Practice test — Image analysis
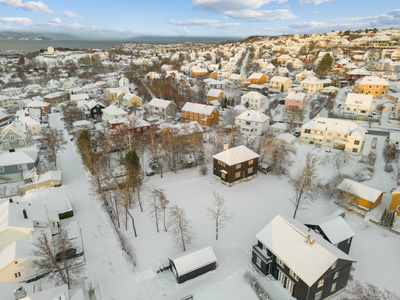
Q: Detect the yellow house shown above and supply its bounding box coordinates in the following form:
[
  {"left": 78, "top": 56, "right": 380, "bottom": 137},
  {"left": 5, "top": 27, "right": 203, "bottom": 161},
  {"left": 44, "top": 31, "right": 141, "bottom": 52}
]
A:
[
  {"left": 191, "top": 67, "right": 208, "bottom": 78},
  {"left": 277, "top": 54, "right": 292, "bottom": 64},
  {"left": 270, "top": 76, "right": 292, "bottom": 92},
  {"left": 123, "top": 93, "right": 143, "bottom": 108},
  {"left": 386, "top": 92, "right": 400, "bottom": 103},
  {"left": 338, "top": 178, "right": 384, "bottom": 211},
  {"left": 353, "top": 76, "right": 390, "bottom": 99},
  {"left": 300, "top": 76, "right": 324, "bottom": 94},
  {"left": 389, "top": 187, "right": 400, "bottom": 216},
  {"left": 207, "top": 89, "right": 225, "bottom": 102},
  {"left": 107, "top": 88, "right": 119, "bottom": 101}
]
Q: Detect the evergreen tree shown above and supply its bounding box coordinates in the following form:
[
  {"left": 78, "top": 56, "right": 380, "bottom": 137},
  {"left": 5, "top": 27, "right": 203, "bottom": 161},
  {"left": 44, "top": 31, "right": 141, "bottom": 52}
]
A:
[
  {"left": 18, "top": 55, "right": 25, "bottom": 65},
  {"left": 388, "top": 211, "right": 395, "bottom": 228},
  {"left": 380, "top": 208, "right": 388, "bottom": 226}
]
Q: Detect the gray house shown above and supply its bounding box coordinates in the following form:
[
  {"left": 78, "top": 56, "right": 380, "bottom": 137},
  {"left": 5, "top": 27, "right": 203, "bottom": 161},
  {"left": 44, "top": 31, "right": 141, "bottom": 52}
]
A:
[
  {"left": 0, "top": 122, "right": 32, "bottom": 150},
  {"left": 148, "top": 98, "right": 177, "bottom": 120},
  {"left": 0, "top": 150, "right": 39, "bottom": 183}
]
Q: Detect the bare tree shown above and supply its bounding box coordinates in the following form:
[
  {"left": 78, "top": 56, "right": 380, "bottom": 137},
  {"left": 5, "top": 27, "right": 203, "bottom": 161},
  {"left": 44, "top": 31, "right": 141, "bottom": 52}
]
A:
[
  {"left": 207, "top": 191, "right": 235, "bottom": 240},
  {"left": 31, "top": 227, "right": 84, "bottom": 289},
  {"left": 38, "top": 127, "right": 67, "bottom": 169},
  {"left": 149, "top": 186, "right": 162, "bottom": 232},
  {"left": 331, "top": 151, "right": 352, "bottom": 169},
  {"left": 343, "top": 280, "right": 400, "bottom": 300},
  {"left": 289, "top": 152, "right": 319, "bottom": 218},
  {"left": 153, "top": 187, "right": 169, "bottom": 232},
  {"left": 283, "top": 108, "right": 304, "bottom": 132},
  {"left": 168, "top": 205, "right": 195, "bottom": 251}
]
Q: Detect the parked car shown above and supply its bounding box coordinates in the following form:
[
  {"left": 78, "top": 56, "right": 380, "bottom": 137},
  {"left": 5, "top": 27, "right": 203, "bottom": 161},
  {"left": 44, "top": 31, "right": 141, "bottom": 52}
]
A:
[
  {"left": 145, "top": 169, "right": 155, "bottom": 176},
  {"left": 371, "top": 137, "right": 377, "bottom": 149},
  {"left": 258, "top": 162, "right": 271, "bottom": 173},
  {"left": 55, "top": 248, "right": 77, "bottom": 262}
]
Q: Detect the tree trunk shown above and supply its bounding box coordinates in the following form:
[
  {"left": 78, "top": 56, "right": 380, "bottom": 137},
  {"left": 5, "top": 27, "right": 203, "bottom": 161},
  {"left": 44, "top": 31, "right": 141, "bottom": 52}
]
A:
[
  {"left": 115, "top": 196, "right": 120, "bottom": 228},
  {"left": 137, "top": 183, "right": 143, "bottom": 212},
  {"left": 163, "top": 209, "right": 167, "bottom": 232},
  {"left": 127, "top": 210, "right": 137, "bottom": 237}
]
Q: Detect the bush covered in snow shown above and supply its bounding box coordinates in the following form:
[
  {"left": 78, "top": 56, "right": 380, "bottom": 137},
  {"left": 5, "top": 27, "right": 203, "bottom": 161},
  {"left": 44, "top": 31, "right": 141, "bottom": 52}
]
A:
[
  {"left": 199, "top": 165, "right": 208, "bottom": 176},
  {"left": 244, "top": 271, "right": 274, "bottom": 300},
  {"left": 352, "top": 166, "right": 373, "bottom": 182},
  {"left": 385, "top": 163, "right": 394, "bottom": 173}
]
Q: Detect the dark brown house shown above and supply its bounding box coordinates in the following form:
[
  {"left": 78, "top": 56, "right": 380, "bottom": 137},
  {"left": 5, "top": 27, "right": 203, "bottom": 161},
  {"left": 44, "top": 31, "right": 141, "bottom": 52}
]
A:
[
  {"left": 252, "top": 215, "right": 356, "bottom": 300},
  {"left": 213, "top": 145, "right": 259, "bottom": 187}
]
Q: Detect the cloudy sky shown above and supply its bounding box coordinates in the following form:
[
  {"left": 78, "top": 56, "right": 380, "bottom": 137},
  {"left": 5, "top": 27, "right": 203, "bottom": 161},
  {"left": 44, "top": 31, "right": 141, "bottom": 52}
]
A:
[{"left": 0, "top": 0, "right": 399, "bottom": 39}]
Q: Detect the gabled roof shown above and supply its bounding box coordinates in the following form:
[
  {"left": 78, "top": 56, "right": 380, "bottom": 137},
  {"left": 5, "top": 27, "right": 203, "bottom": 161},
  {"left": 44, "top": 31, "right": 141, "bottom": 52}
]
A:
[
  {"left": 242, "top": 91, "right": 266, "bottom": 100},
  {"left": 270, "top": 76, "right": 291, "bottom": 83},
  {"left": 302, "top": 117, "right": 366, "bottom": 139},
  {"left": 248, "top": 73, "right": 266, "bottom": 79},
  {"left": 256, "top": 215, "right": 355, "bottom": 286},
  {"left": 236, "top": 109, "right": 270, "bottom": 123},
  {"left": 103, "top": 105, "right": 128, "bottom": 116},
  {"left": 213, "top": 145, "right": 259, "bottom": 166},
  {"left": 207, "top": 89, "right": 224, "bottom": 98},
  {"left": 182, "top": 102, "right": 216, "bottom": 115},
  {"left": 287, "top": 92, "right": 306, "bottom": 101},
  {"left": 148, "top": 98, "right": 174, "bottom": 108},
  {"left": 305, "top": 215, "right": 355, "bottom": 245},
  {"left": 337, "top": 179, "right": 383, "bottom": 203},
  {"left": 169, "top": 246, "right": 217, "bottom": 276},
  {"left": 0, "top": 150, "right": 38, "bottom": 167},
  {"left": 87, "top": 99, "right": 106, "bottom": 110},
  {"left": 345, "top": 93, "right": 373, "bottom": 109},
  {"left": 356, "top": 75, "right": 390, "bottom": 86},
  {"left": 301, "top": 76, "right": 324, "bottom": 85}
]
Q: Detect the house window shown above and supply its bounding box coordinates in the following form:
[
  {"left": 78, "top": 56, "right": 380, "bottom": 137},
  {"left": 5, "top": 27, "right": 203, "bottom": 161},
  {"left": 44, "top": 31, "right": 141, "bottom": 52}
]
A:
[
  {"left": 0, "top": 167, "right": 4, "bottom": 172},
  {"left": 236, "top": 164, "right": 241, "bottom": 169},
  {"left": 397, "top": 205, "right": 400, "bottom": 211},
  {"left": 249, "top": 160, "right": 254, "bottom": 165},
  {"left": 18, "top": 141, "right": 24, "bottom": 145},
  {"left": 318, "top": 279, "right": 324, "bottom": 288},
  {"left": 354, "top": 140, "right": 360, "bottom": 145},
  {"left": 256, "top": 256, "right": 262, "bottom": 268},
  {"left": 248, "top": 167, "right": 253, "bottom": 174},
  {"left": 10, "top": 135, "right": 15, "bottom": 140},
  {"left": 334, "top": 271, "right": 339, "bottom": 279},
  {"left": 331, "top": 282, "right": 337, "bottom": 292},
  {"left": 326, "top": 139, "right": 331, "bottom": 143},
  {"left": 276, "top": 257, "right": 284, "bottom": 267},
  {"left": 18, "top": 165, "right": 23, "bottom": 170},
  {"left": 315, "top": 291, "right": 322, "bottom": 300},
  {"left": 331, "top": 261, "right": 337, "bottom": 269},
  {"left": 221, "top": 173, "right": 225, "bottom": 179},
  {"left": 289, "top": 269, "right": 299, "bottom": 281},
  {"left": 235, "top": 172, "right": 241, "bottom": 178},
  {"left": 337, "top": 134, "right": 341, "bottom": 137},
  {"left": 352, "top": 148, "right": 358, "bottom": 153},
  {"left": 304, "top": 129, "right": 311, "bottom": 134}
]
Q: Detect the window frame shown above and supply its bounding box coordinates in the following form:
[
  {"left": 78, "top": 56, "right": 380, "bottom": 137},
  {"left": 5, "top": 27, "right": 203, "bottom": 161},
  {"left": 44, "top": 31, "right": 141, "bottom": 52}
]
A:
[
  {"left": 317, "top": 279, "right": 324, "bottom": 288},
  {"left": 334, "top": 271, "right": 339, "bottom": 279}
]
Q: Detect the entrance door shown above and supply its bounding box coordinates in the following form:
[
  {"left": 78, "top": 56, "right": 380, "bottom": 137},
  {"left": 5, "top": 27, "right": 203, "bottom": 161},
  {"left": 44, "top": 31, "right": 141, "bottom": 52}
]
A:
[{"left": 278, "top": 270, "right": 286, "bottom": 286}]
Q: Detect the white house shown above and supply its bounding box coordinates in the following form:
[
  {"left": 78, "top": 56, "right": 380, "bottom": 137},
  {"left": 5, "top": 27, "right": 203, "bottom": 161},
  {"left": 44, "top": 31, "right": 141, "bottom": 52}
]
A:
[
  {"left": 241, "top": 91, "right": 267, "bottom": 109},
  {"left": 300, "top": 116, "right": 366, "bottom": 155},
  {"left": 341, "top": 93, "right": 374, "bottom": 116},
  {"left": 102, "top": 105, "right": 128, "bottom": 124},
  {"left": 148, "top": 98, "right": 177, "bottom": 120},
  {"left": 235, "top": 109, "right": 270, "bottom": 135}
]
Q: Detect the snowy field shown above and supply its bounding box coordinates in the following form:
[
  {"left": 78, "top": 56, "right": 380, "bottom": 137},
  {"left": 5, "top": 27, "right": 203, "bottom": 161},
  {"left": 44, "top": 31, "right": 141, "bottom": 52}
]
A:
[{"left": 1, "top": 113, "right": 400, "bottom": 300}]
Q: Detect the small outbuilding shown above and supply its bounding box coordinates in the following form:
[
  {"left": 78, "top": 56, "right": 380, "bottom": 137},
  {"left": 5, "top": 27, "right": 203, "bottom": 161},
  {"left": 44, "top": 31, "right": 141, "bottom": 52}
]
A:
[{"left": 169, "top": 246, "right": 217, "bottom": 284}]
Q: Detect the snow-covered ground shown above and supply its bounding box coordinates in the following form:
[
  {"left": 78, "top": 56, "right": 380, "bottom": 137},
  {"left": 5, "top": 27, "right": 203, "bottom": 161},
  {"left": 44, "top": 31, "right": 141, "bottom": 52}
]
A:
[{"left": 2, "top": 113, "right": 400, "bottom": 300}]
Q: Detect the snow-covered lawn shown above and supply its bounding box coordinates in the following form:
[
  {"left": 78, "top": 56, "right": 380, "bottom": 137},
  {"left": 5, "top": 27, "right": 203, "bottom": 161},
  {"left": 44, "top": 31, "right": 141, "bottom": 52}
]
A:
[{"left": 2, "top": 113, "right": 400, "bottom": 300}]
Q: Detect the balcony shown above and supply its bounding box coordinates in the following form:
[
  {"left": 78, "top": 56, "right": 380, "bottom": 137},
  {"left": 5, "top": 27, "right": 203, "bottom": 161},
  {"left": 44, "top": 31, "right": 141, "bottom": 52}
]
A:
[{"left": 253, "top": 245, "right": 272, "bottom": 264}]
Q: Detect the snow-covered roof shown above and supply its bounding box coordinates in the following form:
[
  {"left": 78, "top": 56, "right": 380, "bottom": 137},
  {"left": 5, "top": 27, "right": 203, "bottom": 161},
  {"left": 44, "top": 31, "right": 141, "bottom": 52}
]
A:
[
  {"left": 182, "top": 102, "right": 216, "bottom": 115},
  {"left": 236, "top": 109, "right": 270, "bottom": 123},
  {"left": 389, "top": 132, "right": 400, "bottom": 141},
  {"left": 287, "top": 92, "right": 306, "bottom": 101},
  {"left": 213, "top": 145, "right": 259, "bottom": 166},
  {"left": 148, "top": 98, "right": 174, "bottom": 108},
  {"left": 275, "top": 133, "right": 296, "bottom": 144},
  {"left": 24, "top": 100, "right": 50, "bottom": 108},
  {"left": 87, "top": 99, "right": 105, "bottom": 110},
  {"left": 345, "top": 93, "right": 373, "bottom": 109},
  {"left": 0, "top": 150, "right": 38, "bottom": 167},
  {"left": 337, "top": 179, "right": 383, "bottom": 203},
  {"left": 73, "top": 120, "right": 91, "bottom": 127},
  {"left": 169, "top": 246, "right": 217, "bottom": 276},
  {"left": 256, "top": 215, "right": 355, "bottom": 286},
  {"left": 305, "top": 215, "right": 355, "bottom": 245},
  {"left": 242, "top": 91, "right": 266, "bottom": 100},
  {"left": 248, "top": 73, "right": 265, "bottom": 80},
  {"left": 207, "top": 89, "right": 223, "bottom": 98},
  {"left": 37, "top": 170, "right": 62, "bottom": 184},
  {"left": 302, "top": 117, "right": 366, "bottom": 139},
  {"left": 356, "top": 76, "right": 390, "bottom": 86},
  {"left": 70, "top": 94, "right": 89, "bottom": 102},
  {"left": 0, "top": 201, "right": 48, "bottom": 233},
  {"left": 301, "top": 76, "right": 324, "bottom": 85},
  {"left": 346, "top": 68, "right": 370, "bottom": 76},
  {"left": 103, "top": 105, "right": 128, "bottom": 116},
  {"left": 270, "top": 76, "right": 291, "bottom": 83}
]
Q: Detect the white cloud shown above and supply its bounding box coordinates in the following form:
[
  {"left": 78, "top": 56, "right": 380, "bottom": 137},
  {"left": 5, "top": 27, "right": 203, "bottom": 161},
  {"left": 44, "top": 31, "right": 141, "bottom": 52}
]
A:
[
  {"left": 172, "top": 27, "right": 190, "bottom": 34},
  {"left": 0, "top": 16, "right": 34, "bottom": 26},
  {"left": 331, "top": 9, "right": 400, "bottom": 26},
  {"left": 0, "top": 0, "right": 53, "bottom": 14},
  {"left": 299, "top": 0, "right": 335, "bottom": 5},
  {"left": 168, "top": 18, "right": 241, "bottom": 28},
  {"left": 226, "top": 9, "right": 297, "bottom": 22},
  {"left": 50, "top": 17, "right": 61, "bottom": 24},
  {"left": 63, "top": 10, "right": 83, "bottom": 18},
  {"left": 192, "top": 0, "right": 286, "bottom": 13},
  {"left": 168, "top": 18, "right": 219, "bottom": 26},
  {"left": 192, "top": 0, "right": 295, "bottom": 22}
]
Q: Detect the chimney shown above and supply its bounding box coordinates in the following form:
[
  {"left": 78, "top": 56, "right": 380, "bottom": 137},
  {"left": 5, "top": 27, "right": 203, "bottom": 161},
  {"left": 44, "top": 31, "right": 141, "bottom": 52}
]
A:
[
  {"left": 206, "top": 103, "right": 209, "bottom": 106},
  {"left": 306, "top": 235, "right": 315, "bottom": 245},
  {"left": 22, "top": 209, "right": 28, "bottom": 219},
  {"left": 380, "top": 75, "right": 382, "bottom": 79},
  {"left": 9, "top": 198, "right": 13, "bottom": 203},
  {"left": 192, "top": 101, "right": 194, "bottom": 104},
  {"left": 295, "top": 90, "right": 297, "bottom": 94}
]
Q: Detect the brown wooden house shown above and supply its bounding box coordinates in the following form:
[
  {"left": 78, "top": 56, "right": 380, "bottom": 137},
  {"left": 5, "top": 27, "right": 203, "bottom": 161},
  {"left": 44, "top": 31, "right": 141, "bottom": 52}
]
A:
[{"left": 213, "top": 145, "right": 259, "bottom": 187}]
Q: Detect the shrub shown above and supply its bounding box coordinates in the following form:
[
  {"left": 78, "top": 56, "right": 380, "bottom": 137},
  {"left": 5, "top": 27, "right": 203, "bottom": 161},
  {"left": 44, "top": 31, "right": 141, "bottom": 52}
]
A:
[
  {"left": 244, "top": 272, "right": 274, "bottom": 300},
  {"left": 385, "top": 163, "right": 394, "bottom": 173},
  {"left": 199, "top": 165, "right": 208, "bottom": 176}
]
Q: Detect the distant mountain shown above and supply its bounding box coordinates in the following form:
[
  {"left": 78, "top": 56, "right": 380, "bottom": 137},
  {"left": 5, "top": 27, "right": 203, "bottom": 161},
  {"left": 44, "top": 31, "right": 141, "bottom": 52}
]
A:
[
  {"left": 0, "top": 31, "right": 77, "bottom": 41},
  {"left": 127, "top": 35, "right": 241, "bottom": 44}
]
